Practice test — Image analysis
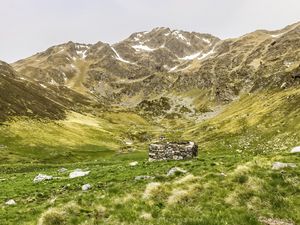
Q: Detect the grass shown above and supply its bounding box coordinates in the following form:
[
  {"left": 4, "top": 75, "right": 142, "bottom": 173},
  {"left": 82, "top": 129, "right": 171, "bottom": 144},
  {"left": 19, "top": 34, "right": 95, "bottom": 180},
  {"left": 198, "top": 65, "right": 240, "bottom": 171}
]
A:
[
  {"left": 0, "top": 150, "right": 299, "bottom": 225},
  {"left": 0, "top": 111, "right": 163, "bottom": 163},
  {"left": 0, "top": 87, "right": 299, "bottom": 224}
]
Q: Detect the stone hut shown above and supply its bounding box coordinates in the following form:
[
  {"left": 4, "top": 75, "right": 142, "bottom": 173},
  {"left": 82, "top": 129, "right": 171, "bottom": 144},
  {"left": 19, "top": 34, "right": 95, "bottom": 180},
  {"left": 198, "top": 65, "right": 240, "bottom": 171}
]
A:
[{"left": 149, "top": 141, "right": 198, "bottom": 161}]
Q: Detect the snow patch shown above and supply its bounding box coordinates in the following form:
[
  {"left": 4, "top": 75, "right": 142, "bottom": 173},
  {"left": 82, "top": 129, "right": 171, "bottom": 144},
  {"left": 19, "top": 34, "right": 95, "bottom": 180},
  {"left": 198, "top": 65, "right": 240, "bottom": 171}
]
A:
[
  {"left": 172, "top": 30, "right": 191, "bottom": 45},
  {"left": 270, "top": 31, "right": 288, "bottom": 38},
  {"left": 76, "top": 50, "right": 88, "bottom": 59},
  {"left": 49, "top": 79, "right": 57, "bottom": 85},
  {"left": 172, "top": 30, "right": 187, "bottom": 41},
  {"left": 111, "top": 46, "right": 134, "bottom": 64},
  {"left": 169, "top": 65, "right": 179, "bottom": 72},
  {"left": 132, "top": 44, "right": 155, "bottom": 52},
  {"left": 180, "top": 52, "right": 202, "bottom": 60},
  {"left": 57, "top": 48, "right": 64, "bottom": 54},
  {"left": 202, "top": 38, "right": 211, "bottom": 44},
  {"left": 76, "top": 44, "right": 89, "bottom": 49},
  {"left": 271, "top": 34, "right": 282, "bottom": 38},
  {"left": 198, "top": 47, "right": 216, "bottom": 60},
  {"left": 62, "top": 72, "right": 67, "bottom": 81}
]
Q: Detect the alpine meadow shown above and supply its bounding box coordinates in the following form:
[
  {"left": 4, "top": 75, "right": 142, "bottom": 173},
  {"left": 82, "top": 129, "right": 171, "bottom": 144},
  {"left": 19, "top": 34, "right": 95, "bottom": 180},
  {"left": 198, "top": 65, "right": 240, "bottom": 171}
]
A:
[{"left": 0, "top": 1, "right": 300, "bottom": 224}]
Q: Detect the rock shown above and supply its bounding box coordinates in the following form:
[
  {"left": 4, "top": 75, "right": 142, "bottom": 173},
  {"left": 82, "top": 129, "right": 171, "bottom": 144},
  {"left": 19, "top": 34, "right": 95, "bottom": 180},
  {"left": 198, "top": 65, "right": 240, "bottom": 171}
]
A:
[
  {"left": 129, "top": 161, "right": 138, "bottom": 166},
  {"left": 290, "top": 146, "right": 300, "bottom": 153},
  {"left": 272, "top": 162, "right": 297, "bottom": 170},
  {"left": 5, "top": 199, "right": 16, "bottom": 205},
  {"left": 135, "top": 175, "right": 155, "bottom": 181},
  {"left": 0, "top": 144, "right": 7, "bottom": 149},
  {"left": 33, "top": 174, "right": 53, "bottom": 183},
  {"left": 167, "top": 167, "right": 187, "bottom": 176},
  {"left": 259, "top": 216, "right": 294, "bottom": 225},
  {"left": 140, "top": 211, "right": 153, "bottom": 220},
  {"left": 149, "top": 141, "right": 198, "bottom": 161},
  {"left": 69, "top": 169, "right": 90, "bottom": 179},
  {"left": 82, "top": 184, "right": 92, "bottom": 191},
  {"left": 57, "top": 168, "right": 68, "bottom": 173}
]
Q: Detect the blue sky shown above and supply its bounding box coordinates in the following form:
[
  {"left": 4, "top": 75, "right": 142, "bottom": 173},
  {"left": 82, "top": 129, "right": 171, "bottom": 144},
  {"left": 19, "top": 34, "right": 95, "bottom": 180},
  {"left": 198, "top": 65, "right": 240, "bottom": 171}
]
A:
[{"left": 1, "top": 0, "right": 300, "bottom": 62}]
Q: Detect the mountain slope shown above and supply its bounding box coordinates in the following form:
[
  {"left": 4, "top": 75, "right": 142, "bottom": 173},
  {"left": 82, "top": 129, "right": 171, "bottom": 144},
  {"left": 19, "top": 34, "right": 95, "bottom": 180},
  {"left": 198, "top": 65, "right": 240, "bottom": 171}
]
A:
[
  {"left": 0, "top": 60, "right": 66, "bottom": 121},
  {"left": 11, "top": 28, "right": 220, "bottom": 106},
  {"left": 12, "top": 23, "right": 300, "bottom": 114},
  {"left": 0, "top": 60, "right": 92, "bottom": 121}
]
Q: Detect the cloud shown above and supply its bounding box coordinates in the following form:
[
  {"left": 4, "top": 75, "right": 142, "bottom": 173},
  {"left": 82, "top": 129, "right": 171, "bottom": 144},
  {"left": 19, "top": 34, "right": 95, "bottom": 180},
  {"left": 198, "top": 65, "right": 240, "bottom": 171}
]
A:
[{"left": 0, "top": 0, "right": 299, "bottom": 62}]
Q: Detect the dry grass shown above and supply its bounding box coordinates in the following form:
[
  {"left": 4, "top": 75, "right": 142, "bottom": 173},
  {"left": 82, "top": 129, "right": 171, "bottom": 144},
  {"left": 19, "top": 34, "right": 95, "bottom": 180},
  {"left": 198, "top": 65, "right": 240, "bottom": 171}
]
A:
[
  {"left": 167, "top": 188, "right": 190, "bottom": 205},
  {"left": 38, "top": 208, "right": 66, "bottom": 225},
  {"left": 142, "top": 182, "right": 162, "bottom": 199}
]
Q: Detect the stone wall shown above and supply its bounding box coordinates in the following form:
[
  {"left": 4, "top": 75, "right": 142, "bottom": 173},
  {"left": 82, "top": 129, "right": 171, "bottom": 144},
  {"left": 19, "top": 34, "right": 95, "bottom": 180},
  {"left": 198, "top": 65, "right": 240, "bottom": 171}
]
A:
[{"left": 149, "top": 141, "right": 198, "bottom": 161}]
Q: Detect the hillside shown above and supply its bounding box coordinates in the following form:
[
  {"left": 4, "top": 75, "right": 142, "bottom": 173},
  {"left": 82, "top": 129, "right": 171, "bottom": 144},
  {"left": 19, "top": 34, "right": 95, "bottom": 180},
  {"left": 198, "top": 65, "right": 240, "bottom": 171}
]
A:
[{"left": 0, "top": 22, "right": 300, "bottom": 225}]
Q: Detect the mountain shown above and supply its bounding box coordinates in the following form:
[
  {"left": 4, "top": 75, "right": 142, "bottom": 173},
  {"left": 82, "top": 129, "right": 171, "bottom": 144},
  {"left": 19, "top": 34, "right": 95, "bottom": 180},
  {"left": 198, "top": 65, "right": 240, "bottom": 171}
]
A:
[
  {"left": 1, "top": 22, "right": 300, "bottom": 225},
  {"left": 12, "top": 24, "right": 300, "bottom": 113},
  {"left": 0, "top": 60, "right": 92, "bottom": 121},
  {"left": 0, "top": 22, "right": 299, "bottom": 158},
  {"left": 11, "top": 28, "right": 219, "bottom": 107}
]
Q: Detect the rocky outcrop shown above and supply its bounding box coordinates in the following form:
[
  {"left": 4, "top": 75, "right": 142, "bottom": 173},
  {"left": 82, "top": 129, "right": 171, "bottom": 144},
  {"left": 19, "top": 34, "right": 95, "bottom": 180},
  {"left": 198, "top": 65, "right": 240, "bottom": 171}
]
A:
[{"left": 149, "top": 141, "right": 198, "bottom": 161}]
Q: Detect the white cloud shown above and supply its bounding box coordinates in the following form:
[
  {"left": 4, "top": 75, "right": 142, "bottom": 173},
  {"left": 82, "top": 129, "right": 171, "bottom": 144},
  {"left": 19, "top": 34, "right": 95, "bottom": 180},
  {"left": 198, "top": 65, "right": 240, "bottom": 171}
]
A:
[{"left": 0, "top": 0, "right": 300, "bottom": 62}]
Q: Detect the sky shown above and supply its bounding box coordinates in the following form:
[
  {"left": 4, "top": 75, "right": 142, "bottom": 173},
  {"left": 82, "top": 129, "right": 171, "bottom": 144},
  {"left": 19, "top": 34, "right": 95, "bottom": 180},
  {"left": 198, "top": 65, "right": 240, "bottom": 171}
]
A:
[{"left": 1, "top": 0, "right": 300, "bottom": 62}]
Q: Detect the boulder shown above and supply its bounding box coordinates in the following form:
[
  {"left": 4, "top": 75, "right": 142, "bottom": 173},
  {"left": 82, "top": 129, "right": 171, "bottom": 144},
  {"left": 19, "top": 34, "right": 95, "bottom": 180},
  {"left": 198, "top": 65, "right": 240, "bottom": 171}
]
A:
[
  {"left": 82, "top": 184, "right": 92, "bottom": 191},
  {"left": 135, "top": 175, "right": 155, "bottom": 181},
  {"left": 5, "top": 199, "right": 16, "bottom": 205},
  {"left": 69, "top": 169, "right": 90, "bottom": 179},
  {"left": 33, "top": 174, "right": 53, "bottom": 183},
  {"left": 291, "top": 146, "right": 300, "bottom": 153},
  {"left": 272, "top": 162, "right": 297, "bottom": 170},
  {"left": 129, "top": 161, "right": 138, "bottom": 166},
  {"left": 57, "top": 168, "right": 68, "bottom": 173},
  {"left": 167, "top": 167, "right": 187, "bottom": 176}
]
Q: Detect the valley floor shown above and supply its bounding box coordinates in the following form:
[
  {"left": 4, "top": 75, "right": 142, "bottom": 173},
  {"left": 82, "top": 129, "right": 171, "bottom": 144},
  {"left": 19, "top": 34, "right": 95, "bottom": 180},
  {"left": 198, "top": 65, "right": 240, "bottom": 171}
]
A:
[
  {"left": 0, "top": 150, "right": 299, "bottom": 225},
  {"left": 0, "top": 88, "right": 299, "bottom": 224}
]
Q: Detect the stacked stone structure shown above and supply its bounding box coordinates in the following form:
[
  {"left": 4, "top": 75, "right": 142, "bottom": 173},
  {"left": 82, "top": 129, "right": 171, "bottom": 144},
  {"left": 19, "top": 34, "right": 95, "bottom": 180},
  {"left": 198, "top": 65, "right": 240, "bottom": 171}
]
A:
[{"left": 149, "top": 141, "right": 198, "bottom": 161}]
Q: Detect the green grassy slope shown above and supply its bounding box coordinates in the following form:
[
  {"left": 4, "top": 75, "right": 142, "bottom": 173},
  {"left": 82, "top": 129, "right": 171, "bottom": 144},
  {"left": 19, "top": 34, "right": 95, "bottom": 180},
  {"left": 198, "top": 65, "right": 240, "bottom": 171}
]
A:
[
  {"left": 0, "top": 111, "right": 163, "bottom": 163},
  {"left": 0, "top": 87, "right": 299, "bottom": 224},
  {"left": 183, "top": 87, "right": 300, "bottom": 154},
  {"left": 0, "top": 150, "right": 298, "bottom": 225}
]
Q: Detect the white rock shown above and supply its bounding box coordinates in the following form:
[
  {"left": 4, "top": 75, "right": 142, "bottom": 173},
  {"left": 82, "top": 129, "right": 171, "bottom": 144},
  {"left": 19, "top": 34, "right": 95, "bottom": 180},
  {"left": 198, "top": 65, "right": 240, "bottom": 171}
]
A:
[
  {"left": 5, "top": 199, "right": 16, "bottom": 205},
  {"left": 135, "top": 175, "right": 154, "bottom": 181},
  {"left": 272, "top": 162, "right": 297, "bottom": 170},
  {"left": 58, "top": 168, "right": 68, "bottom": 173},
  {"left": 82, "top": 184, "right": 92, "bottom": 191},
  {"left": 167, "top": 167, "right": 187, "bottom": 176},
  {"left": 69, "top": 169, "right": 90, "bottom": 179},
  {"left": 291, "top": 146, "right": 300, "bottom": 153},
  {"left": 129, "top": 161, "right": 138, "bottom": 167},
  {"left": 33, "top": 174, "right": 53, "bottom": 183}
]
